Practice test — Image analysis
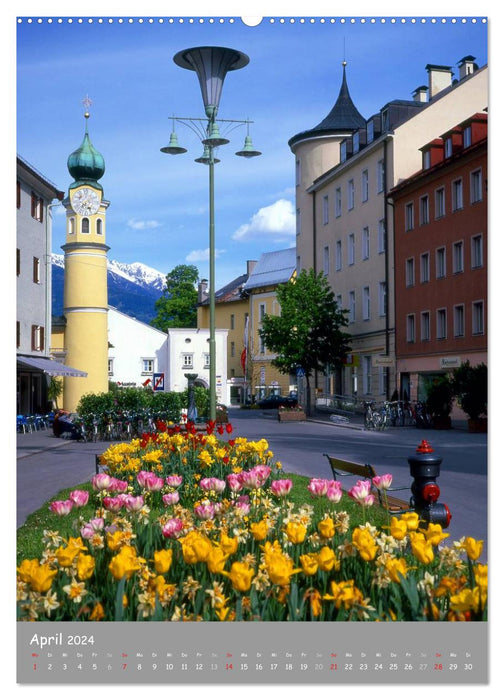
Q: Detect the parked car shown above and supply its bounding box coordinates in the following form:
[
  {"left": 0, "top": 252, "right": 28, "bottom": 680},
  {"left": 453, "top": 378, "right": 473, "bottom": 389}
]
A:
[{"left": 257, "top": 394, "right": 298, "bottom": 409}]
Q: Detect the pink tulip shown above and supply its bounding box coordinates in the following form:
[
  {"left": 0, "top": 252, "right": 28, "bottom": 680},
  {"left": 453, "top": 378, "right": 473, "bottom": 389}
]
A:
[
  {"left": 326, "top": 483, "right": 343, "bottom": 503},
  {"left": 80, "top": 517, "right": 104, "bottom": 539},
  {"left": 162, "top": 492, "right": 180, "bottom": 506},
  {"left": 199, "top": 477, "right": 226, "bottom": 494},
  {"left": 372, "top": 474, "right": 393, "bottom": 490},
  {"left": 138, "top": 472, "right": 164, "bottom": 492},
  {"left": 69, "top": 490, "right": 89, "bottom": 507},
  {"left": 251, "top": 465, "right": 272, "bottom": 486},
  {"left": 137, "top": 470, "right": 154, "bottom": 488},
  {"left": 194, "top": 503, "right": 215, "bottom": 520},
  {"left": 49, "top": 499, "right": 74, "bottom": 516},
  {"left": 109, "top": 478, "right": 129, "bottom": 493},
  {"left": 166, "top": 474, "right": 183, "bottom": 488},
  {"left": 348, "top": 480, "right": 374, "bottom": 507},
  {"left": 234, "top": 500, "right": 251, "bottom": 516},
  {"left": 307, "top": 478, "right": 328, "bottom": 497},
  {"left": 161, "top": 518, "right": 184, "bottom": 539},
  {"left": 103, "top": 496, "right": 125, "bottom": 513},
  {"left": 124, "top": 495, "right": 145, "bottom": 512},
  {"left": 270, "top": 479, "right": 293, "bottom": 497},
  {"left": 92, "top": 473, "right": 113, "bottom": 491},
  {"left": 226, "top": 473, "right": 243, "bottom": 493}
]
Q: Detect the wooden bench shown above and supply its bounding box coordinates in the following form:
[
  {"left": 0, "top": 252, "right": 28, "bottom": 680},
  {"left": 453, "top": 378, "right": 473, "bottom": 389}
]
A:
[{"left": 323, "top": 454, "right": 412, "bottom": 514}]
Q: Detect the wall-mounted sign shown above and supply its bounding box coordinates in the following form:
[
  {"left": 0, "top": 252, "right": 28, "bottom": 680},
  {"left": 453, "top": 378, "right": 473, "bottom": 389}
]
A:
[{"left": 440, "top": 357, "right": 461, "bottom": 369}]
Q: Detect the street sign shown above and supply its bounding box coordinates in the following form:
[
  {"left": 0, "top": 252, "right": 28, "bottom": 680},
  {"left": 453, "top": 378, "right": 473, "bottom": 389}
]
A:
[
  {"left": 153, "top": 373, "right": 165, "bottom": 392},
  {"left": 296, "top": 367, "right": 305, "bottom": 377}
]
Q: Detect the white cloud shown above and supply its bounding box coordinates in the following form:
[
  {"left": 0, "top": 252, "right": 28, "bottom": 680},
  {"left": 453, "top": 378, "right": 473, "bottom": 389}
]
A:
[
  {"left": 186, "top": 248, "right": 226, "bottom": 263},
  {"left": 232, "top": 199, "right": 296, "bottom": 241},
  {"left": 127, "top": 218, "right": 161, "bottom": 230}
]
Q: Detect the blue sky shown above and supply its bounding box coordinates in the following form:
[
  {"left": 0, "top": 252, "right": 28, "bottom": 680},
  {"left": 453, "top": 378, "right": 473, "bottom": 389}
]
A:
[{"left": 16, "top": 11, "right": 488, "bottom": 290}]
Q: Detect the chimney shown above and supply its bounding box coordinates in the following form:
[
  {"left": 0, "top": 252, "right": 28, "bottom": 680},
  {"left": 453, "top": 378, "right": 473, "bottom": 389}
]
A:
[
  {"left": 425, "top": 64, "right": 453, "bottom": 98},
  {"left": 198, "top": 278, "right": 209, "bottom": 303},
  {"left": 458, "top": 55, "right": 477, "bottom": 80},
  {"left": 412, "top": 85, "right": 428, "bottom": 103},
  {"left": 246, "top": 260, "right": 257, "bottom": 276}
]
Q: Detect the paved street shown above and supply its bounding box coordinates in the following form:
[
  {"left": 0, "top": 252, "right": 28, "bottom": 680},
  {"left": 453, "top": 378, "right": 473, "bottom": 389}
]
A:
[{"left": 17, "top": 408, "right": 488, "bottom": 557}]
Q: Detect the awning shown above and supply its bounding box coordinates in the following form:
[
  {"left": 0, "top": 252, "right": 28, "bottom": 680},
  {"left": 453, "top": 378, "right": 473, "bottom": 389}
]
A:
[{"left": 17, "top": 356, "right": 88, "bottom": 377}]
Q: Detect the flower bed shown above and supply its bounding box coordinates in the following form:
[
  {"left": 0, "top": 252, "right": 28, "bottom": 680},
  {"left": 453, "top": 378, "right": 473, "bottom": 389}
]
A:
[{"left": 17, "top": 421, "right": 487, "bottom": 622}]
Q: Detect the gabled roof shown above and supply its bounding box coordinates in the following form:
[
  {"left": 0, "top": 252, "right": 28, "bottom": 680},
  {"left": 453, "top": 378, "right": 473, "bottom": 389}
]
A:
[
  {"left": 199, "top": 273, "right": 249, "bottom": 306},
  {"left": 289, "top": 64, "right": 366, "bottom": 149},
  {"left": 242, "top": 248, "right": 296, "bottom": 292}
]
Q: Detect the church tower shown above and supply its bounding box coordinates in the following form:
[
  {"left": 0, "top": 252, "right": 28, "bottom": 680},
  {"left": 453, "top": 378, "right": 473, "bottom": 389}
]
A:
[{"left": 62, "top": 102, "right": 109, "bottom": 411}]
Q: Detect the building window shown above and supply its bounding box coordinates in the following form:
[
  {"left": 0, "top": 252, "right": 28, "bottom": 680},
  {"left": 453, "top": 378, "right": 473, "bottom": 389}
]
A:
[
  {"left": 181, "top": 354, "right": 193, "bottom": 369},
  {"left": 203, "top": 353, "right": 210, "bottom": 368},
  {"left": 472, "top": 301, "right": 484, "bottom": 335},
  {"left": 452, "top": 178, "right": 463, "bottom": 211},
  {"left": 31, "top": 325, "right": 45, "bottom": 352},
  {"left": 17, "top": 321, "right": 20, "bottom": 348},
  {"left": 142, "top": 358, "right": 154, "bottom": 373},
  {"left": 445, "top": 137, "right": 453, "bottom": 158},
  {"left": 423, "top": 150, "right": 431, "bottom": 170},
  {"left": 405, "top": 202, "right": 414, "bottom": 231},
  {"left": 435, "top": 187, "right": 445, "bottom": 218},
  {"left": 362, "top": 356, "right": 372, "bottom": 394},
  {"left": 348, "top": 291, "right": 356, "bottom": 322},
  {"left": 419, "top": 195, "right": 429, "bottom": 225},
  {"left": 230, "top": 313, "right": 235, "bottom": 330},
  {"left": 362, "top": 286, "right": 370, "bottom": 320},
  {"left": 348, "top": 233, "right": 355, "bottom": 265},
  {"left": 377, "top": 159, "right": 385, "bottom": 193},
  {"left": 31, "top": 192, "right": 43, "bottom": 222},
  {"left": 17, "top": 248, "right": 20, "bottom": 276},
  {"left": 463, "top": 126, "right": 472, "bottom": 148},
  {"left": 295, "top": 159, "right": 300, "bottom": 187},
  {"left": 453, "top": 241, "right": 464, "bottom": 274},
  {"left": 323, "top": 246, "right": 329, "bottom": 276},
  {"left": 454, "top": 304, "right": 465, "bottom": 337},
  {"left": 470, "top": 169, "right": 483, "bottom": 203},
  {"left": 335, "top": 240, "right": 342, "bottom": 271},
  {"left": 230, "top": 341, "right": 235, "bottom": 358},
  {"left": 367, "top": 120, "right": 374, "bottom": 144},
  {"left": 436, "top": 247, "right": 446, "bottom": 278},
  {"left": 340, "top": 141, "right": 347, "bottom": 163},
  {"left": 108, "top": 358, "right": 114, "bottom": 376},
  {"left": 421, "top": 311, "right": 430, "bottom": 341},
  {"left": 17, "top": 181, "right": 21, "bottom": 209},
  {"left": 259, "top": 303, "right": 266, "bottom": 353},
  {"left": 33, "top": 257, "right": 40, "bottom": 284},
  {"left": 436, "top": 309, "right": 447, "bottom": 340},
  {"left": 378, "top": 219, "right": 385, "bottom": 253},
  {"left": 322, "top": 195, "right": 329, "bottom": 225},
  {"left": 296, "top": 208, "right": 301, "bottom": 236},
  {"left": 335, "top": 187, "right": 342, "bottom": 218},
  {"left": 406, "top": 314, "right": 415, "bottom": 343},
  {"left": 361, "top": 169, "right": 369, "bottom": 202},
  {"left": 362, "top": 227, "right": 370, "bottom": 260},
  {"left": 68, "top": 217, "right": 75, "bottom": 234},
  {"left": 420, "top": 252, "right": 430, "bottom": 283},
  {"left": 378, "top": 281, "right": 386, "bottom": 317},
  {"left": 347, "top": 179, "right": 355, "bottom": 210},
  {"left": 96, "top": 218, "right": 103, "bottom": 235},
  {"left": 353, "top": 131, "right": 360, "bottom": 154},
  {"left": 336, "top": 294, "right": 343, "bottom": 309},
  {"left": 406, "top": 258, "right": 415, "bottom": 287},
  {"left": 471, "top": 234, "right": 484, "bottom": 268},
  {"left": 81, "top": 217, "right": 90, "bottom": 234}
]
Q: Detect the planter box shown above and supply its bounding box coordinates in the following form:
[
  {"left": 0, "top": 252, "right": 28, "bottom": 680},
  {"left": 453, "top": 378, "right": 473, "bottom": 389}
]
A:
[{"left": 278, "top": 411, "right": 306, "bottom": 422}]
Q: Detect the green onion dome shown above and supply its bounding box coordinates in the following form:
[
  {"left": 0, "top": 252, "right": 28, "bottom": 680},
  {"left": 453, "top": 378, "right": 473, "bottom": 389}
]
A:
[{"left": 67, "top": 112, "right": 105, "bottom": 188}]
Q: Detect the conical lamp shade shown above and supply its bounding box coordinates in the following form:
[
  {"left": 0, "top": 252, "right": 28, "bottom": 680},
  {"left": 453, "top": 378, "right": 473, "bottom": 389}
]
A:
[
  {"left": 202, "top": 122, "right": 230, "bottom": 147},
  {"left": 160, "top": 132, "right": 187, "bottom": 155},
  {"left": 174, "top": 46, "right": 249, "bottom": 118},
  {"left": 195, "top": 145, "right": 220, "bottom": 164},
  {"left": 236, "top": 135, "right": 261, "bottom": 158}
]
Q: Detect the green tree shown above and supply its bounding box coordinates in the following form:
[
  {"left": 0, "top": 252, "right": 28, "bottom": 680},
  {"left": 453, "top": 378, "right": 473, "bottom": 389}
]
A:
[
  {"left": 151, "top": 264, "right": 199, "bottom": 330},
  {"left": 259, "top": 269, "right": 351, "bottom": 415}
]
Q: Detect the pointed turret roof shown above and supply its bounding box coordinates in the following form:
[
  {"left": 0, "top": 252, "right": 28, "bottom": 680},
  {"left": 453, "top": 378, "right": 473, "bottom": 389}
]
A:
[
  {"left": 288, "top": 63, "right": 366, "bottom": 149},
  {"left": 67, "top": 112, "right": 105, "bottom": 191}
]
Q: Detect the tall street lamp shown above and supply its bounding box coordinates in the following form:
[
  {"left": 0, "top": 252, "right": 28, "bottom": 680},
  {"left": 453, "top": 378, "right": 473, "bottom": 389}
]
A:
[{"left": 162, "top": 46, "right": 261, "bottom": 422}]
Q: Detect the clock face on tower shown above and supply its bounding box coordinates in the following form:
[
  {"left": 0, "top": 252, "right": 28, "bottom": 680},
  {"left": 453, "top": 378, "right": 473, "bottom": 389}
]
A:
[{"left": 71, "top": 187, "right": 101, "bottom": 215}]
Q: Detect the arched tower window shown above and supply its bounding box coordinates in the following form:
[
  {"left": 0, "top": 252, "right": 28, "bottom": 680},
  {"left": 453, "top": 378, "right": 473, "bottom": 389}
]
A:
[
  {"left": 81, "top": 217, "right": 90, "bottom": 234},
  {"left": 68, "top": 217, "right": 75, "bottom": 234},
  {"left": 96, "top": 218, "right": 103, "bottom": 235}
]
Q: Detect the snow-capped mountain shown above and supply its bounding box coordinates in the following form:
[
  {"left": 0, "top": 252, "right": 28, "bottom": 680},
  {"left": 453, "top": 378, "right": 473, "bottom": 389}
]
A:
[{"left": 51, "top": 255, "right": 167, "bottom": 325}]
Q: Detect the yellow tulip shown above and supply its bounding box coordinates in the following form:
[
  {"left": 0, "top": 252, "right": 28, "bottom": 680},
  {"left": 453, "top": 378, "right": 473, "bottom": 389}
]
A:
[
  {"left": 28, "top": 562, "right": 58, "bottom": 593},
  {"left": 17, "top": 559, "right": 39, "bottom": 584},
  {"left": 410, "top": 533, "right": 434, "bottom": 565},
  {"left": 219, "top": 532, "right": 239, "bottom": 556},
  {"left": 401, "top": 512, "right": 420, "bottom": 531},
  {"left": 420, "top": 523, "right": 450, "bottom": 546},
  {"left": 352, "top": 528, "right": 378, "bottom": 561},
  {"left": 206, "top": 546, "right": 228, "bottom": 574},
  {"left": 385, "top": 557, "right": 409, "bottom": 584},
  {"left": 317, "top": 546, "right": 338, "bottom": 572},
  {"left": 299, "top": 553, "right": 319, "bottom": 576},
  {"left": 285, "top": 521, "right": 307, "bottom": 544},
  {"left": 265, "top": 552, "right": 301, "bottom": 586},
  {"left": 463, "top": 537, "right": 484, "bottom": 561},
  {"left": 249, "top": 520, "right": 269, "bottom": 541},
  {"left": 180, "top": 531, "right": 212, "bottom": 564},
  {"left": 317, "top": 517, "right": 336, "bottom": 539},
  {"left": 223, "top": 562, "right": 255, "bottom": 592},
  {"left": 55, "top": 537, "right": 87, "bottom": 568},
  {"left": 153, "top": 549, "right": 173, "bottom": 574},
  {"left": 76, "top": 553, "right": 95, "bottom": 581},
  {"left": 108, "top": 545, "right": 143, "bottom": 581},
  {"left": 389, "top": 516, "right": 408, "bottom": 540}
]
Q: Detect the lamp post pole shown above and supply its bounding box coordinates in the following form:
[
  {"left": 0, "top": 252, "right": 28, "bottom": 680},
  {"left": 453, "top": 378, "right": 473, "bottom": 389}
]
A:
[{"left": 162, "top": 46, "right": 260, "bottom": 423}]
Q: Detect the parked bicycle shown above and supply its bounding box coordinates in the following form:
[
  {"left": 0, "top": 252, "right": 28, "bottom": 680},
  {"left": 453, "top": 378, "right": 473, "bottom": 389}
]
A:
[{"left": 414, "top": 401, "right": 432, "bottom": 429}]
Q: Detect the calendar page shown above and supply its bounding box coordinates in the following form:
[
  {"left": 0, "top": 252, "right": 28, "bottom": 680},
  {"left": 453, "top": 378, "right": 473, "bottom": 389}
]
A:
[{"left": 15, "top": 6, "right": 490, "bottom": 689}]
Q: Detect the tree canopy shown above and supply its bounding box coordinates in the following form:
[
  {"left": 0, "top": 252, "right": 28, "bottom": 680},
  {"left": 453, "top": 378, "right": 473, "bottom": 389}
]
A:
[
  {"left": 151, "top": 264, "right": 199, "bottom": 330},
  {"left": 258, "top": 269, "right": 351, "bottom": 410}
]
